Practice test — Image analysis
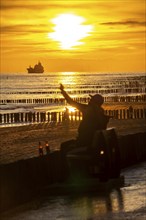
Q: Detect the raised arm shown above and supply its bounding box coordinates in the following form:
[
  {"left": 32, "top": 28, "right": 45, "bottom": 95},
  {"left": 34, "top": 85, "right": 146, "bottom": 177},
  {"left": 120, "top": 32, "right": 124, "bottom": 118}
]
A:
[
  {"left": 59, "top": 84, "right": 73, "bottom": 104},
  {"left": 59, "top": 84, "right": 86, "bottom": 111}
]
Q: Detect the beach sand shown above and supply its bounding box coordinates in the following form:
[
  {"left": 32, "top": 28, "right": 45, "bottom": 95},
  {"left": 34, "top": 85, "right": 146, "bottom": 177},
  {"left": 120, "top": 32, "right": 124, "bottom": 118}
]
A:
[{"left": 0, "top": 118, "right": 146, "bottom": 165}]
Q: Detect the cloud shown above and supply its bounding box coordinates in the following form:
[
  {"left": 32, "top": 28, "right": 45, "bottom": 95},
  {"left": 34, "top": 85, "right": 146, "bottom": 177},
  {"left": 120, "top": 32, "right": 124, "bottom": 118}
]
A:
[
  {"left": 1, "top": 0, "right": 59, "bottom": 10},
  {"left": 1, "top": 0, "right": 126, "bottom": 12},
  {"left": 100, "top": 20, "right": 146, "bottom": 27},
  {"left": 1, "top": 24, "right": 52, "bottom": 34},
  {"left": 0, "top": 0, "right": 91, "bottom": 11}
]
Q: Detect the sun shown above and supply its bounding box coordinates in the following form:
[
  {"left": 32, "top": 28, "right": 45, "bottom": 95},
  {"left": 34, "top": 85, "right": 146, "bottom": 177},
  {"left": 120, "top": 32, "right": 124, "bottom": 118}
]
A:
[{"left": 48, "top": 13, "right": 93, "bottom": 50}]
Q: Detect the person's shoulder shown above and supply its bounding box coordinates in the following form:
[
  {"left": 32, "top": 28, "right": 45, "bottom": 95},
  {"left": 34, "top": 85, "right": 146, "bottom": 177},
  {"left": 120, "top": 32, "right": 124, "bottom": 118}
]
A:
[
  {"left": 79, "top": 103, "right": 88, "bottom": 109},
  {"left": 95, "top": 105, "right": 103, "bottom": 111}
]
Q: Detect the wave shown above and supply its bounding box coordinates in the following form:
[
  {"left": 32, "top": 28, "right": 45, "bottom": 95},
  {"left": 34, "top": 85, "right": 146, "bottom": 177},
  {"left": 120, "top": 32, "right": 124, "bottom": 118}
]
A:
[{"left": 0, "top": 103, "right": 65, "bottom": 114}]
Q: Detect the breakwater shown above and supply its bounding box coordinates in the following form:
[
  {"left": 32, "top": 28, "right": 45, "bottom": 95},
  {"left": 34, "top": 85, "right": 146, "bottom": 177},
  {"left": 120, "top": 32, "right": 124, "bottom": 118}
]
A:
[
  {"left": 1, "top": 94, "right": 146, "bottom": 105},
  {"left": 0, "top": 131, "right": 146, "bottom": 212},
  {"left": 0, "top": 107, "right": 146, "bottom": 125}
]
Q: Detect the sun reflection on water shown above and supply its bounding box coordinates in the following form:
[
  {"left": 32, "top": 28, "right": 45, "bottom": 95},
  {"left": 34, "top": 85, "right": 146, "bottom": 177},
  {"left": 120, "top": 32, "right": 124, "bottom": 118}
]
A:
[{"left": 58, "top": 72, "right": 78, "bottom": 86}]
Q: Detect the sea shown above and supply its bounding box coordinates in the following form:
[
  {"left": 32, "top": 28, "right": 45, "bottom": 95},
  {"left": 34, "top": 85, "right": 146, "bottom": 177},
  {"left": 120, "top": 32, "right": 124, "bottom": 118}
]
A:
[
  {"left": 0, "top": 72, "right": 146, "bottom": 219},
  {"left": 0, "top": 72, "right": 145, "bottom": 116}
]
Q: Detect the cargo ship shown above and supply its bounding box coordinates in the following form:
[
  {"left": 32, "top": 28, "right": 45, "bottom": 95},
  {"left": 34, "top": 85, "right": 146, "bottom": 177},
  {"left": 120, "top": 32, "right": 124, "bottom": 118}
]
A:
[{"left": 27, "top": 62, "right": 44, "bottom": 73}]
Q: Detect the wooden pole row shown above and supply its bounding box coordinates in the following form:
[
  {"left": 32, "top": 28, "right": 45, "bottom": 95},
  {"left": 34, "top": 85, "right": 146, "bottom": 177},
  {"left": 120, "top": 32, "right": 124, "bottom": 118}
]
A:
[
  {"left": 0, "top": 94, "right": 146, "bottom": 105},
  {"left": 0, "top": 108, "right": 146, "bottom": 124},
  {"left": 2, "top": 86, "right": 146, "bottom": 95}
]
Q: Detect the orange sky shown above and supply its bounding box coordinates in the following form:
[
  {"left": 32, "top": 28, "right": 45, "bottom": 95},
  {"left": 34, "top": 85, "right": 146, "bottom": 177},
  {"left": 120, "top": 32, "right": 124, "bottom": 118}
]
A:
[{"left": 1, "top": 0, "right": 146, "bottom": 73}]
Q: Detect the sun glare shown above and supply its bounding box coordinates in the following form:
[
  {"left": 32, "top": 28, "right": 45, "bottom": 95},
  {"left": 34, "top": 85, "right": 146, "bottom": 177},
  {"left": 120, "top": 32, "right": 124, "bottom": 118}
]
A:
[
  {"left": 48, "top": 14, "right": 93, "bottom": 49},
  {"left": 67, "top": 107, "right": 76, "bottom": 112}
]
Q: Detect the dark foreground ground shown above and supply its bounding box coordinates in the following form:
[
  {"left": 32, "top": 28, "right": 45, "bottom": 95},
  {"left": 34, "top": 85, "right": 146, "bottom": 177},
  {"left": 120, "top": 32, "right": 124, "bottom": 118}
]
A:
[{"left": 0, "top": 118, "right": 146, "bottom": 164}]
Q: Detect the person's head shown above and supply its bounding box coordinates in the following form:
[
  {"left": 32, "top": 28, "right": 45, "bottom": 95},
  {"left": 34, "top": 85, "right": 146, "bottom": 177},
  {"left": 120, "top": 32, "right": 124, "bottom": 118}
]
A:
[{"left": 89, "top": 94, "right": 104, "bottom": 106}]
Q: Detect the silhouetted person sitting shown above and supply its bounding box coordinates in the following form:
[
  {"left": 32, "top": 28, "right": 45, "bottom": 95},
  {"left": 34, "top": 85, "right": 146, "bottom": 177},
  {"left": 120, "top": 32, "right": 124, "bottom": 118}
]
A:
[{"left": 60, "top": 83, "right": 110, "bottom": 148}]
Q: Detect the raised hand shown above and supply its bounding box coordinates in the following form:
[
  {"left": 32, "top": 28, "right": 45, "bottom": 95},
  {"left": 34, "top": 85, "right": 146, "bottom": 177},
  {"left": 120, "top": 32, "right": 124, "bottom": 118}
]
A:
[{"left": 59, "top": 83, "right": 64, "bottom": 91}]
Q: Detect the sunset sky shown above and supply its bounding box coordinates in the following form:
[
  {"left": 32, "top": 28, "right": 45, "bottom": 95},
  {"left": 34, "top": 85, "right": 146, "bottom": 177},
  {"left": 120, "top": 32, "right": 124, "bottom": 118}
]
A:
[{"left": 1, "top": 0, "right": 146, "bottom": 73}]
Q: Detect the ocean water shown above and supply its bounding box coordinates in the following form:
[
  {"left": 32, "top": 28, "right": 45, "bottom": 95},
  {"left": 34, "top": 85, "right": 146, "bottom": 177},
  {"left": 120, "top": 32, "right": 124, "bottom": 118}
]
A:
[
  {"left": 0, "top": 73, "right": 146, "bottom": 219},
  {"left": 1, "top": 162, "right": 146, "bottom": 220},
  {"left": 0, "top": 72, "right": 145, "bottom": 114}
]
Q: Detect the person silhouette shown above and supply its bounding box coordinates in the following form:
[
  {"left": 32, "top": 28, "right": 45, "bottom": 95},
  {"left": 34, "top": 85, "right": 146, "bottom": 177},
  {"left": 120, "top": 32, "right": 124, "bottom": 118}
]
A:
[
  {"left": 63, "top": 107, "right": 70, "bottom": 121},
  {"left": 60, "top": 83, "right": 110, "bottom": 147}
]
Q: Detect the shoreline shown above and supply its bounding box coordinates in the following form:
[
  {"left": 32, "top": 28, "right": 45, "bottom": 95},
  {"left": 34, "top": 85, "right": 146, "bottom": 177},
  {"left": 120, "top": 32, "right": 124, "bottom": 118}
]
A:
[
  {"left": 0, "top": 101, "right": 146, "bottom": 112},
  {"left": 0, "top": 118, "right": 146, "bottom": 165},
  {"left": 0, "top": 102, "right": 146, "bottom": 128}
]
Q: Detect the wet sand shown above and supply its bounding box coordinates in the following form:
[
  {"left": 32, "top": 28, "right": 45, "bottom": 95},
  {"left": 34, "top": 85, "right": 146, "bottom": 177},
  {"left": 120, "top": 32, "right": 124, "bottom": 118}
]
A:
[{"left": 0, "top": 118, "right": 146, "bottom": 165}]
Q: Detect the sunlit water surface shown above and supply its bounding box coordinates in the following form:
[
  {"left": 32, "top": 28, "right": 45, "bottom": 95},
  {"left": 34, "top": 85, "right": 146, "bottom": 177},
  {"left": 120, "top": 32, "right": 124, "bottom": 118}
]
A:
[
  {"left": 1, "top": 163, "right": 146, "bottom": 220},
  {"left": 1, "top": 72, "right": 145, "bottom": 115}
]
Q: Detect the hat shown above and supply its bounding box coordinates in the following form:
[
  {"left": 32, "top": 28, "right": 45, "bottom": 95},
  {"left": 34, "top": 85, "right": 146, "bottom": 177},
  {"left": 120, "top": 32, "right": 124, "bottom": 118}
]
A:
[{"left": 89, "top": 94, "right": 104, "bottom": 105}]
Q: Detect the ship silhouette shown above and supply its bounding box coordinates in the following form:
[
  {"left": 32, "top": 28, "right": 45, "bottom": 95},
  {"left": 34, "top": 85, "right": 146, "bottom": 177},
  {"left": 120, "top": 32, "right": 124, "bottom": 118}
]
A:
[{"left": 27, "top": 62, "right": 44, "bottom": 73}]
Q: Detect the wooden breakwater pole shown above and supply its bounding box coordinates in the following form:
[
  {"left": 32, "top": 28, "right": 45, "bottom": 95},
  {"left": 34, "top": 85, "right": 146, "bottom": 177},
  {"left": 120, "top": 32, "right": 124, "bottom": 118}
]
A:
[
  {"left": 0, "top": 131, "right": 146, "bottom": 212},
  {"left": 0, "top": 108, "right": 146, "bottom": 125}
]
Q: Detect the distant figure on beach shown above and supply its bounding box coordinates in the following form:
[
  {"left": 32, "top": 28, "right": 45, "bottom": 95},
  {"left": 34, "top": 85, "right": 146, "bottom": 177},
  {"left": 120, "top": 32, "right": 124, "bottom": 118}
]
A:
[
  {"left": 60, "top": 83, "right": 110, "bottom": 147},
  {"left": 63, "top": 107, "right": 70, "bottom": 121},
  {"left": 45, "top": 141, "right": 51, "bottom": 155},
  {"left": 38, "top": 141, "right": 43, "bottom": 156}
]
